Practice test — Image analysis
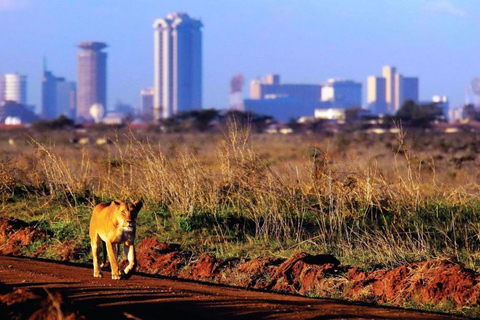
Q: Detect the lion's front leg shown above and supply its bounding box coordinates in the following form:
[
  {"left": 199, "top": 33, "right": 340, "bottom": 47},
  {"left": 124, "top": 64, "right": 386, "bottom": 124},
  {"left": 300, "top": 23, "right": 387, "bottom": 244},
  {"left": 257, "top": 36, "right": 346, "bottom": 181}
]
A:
[
  {"left": 105, "top": 241, "right": 122, "bottom": 280},
  {"left": 123, "top": 244, "right": 136, "bottom": 276}
]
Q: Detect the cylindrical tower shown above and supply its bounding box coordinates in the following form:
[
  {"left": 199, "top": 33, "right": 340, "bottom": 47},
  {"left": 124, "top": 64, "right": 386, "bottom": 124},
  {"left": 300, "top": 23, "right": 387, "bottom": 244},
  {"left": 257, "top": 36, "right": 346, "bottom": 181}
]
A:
[{"left": 76, "top": 42, "right": 107, "bottom": 122}]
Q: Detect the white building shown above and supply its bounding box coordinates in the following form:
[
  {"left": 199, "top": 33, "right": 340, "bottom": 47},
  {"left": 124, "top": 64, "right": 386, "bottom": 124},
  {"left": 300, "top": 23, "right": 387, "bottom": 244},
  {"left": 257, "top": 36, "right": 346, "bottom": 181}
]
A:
[
  {"left": 382, "top": 66, "right": 396, "bottom": 114},
  {"left": 314, "top": 108, "right": 346, "bottom": 121},
  {"left": 140, "top": 87, "right": 154, "bottom": 119},
  {"left": 321, "top": 79, "right": 362, "bottom": 108},
  {"left": 1, "top": 73, "right": 27, "bottom": 105},
  {"left": 153, "top": 12, "right": 203, "bottom": 121},
  {"left": 432, "top": 95, "right": 449, "bottom": 121}
]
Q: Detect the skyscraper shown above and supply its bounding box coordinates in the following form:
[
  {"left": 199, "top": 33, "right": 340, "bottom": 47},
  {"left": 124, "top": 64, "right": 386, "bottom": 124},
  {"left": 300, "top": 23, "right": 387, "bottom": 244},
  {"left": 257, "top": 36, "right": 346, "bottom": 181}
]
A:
[
  {"left": 0, "top": 77, "right": 5, "bottom": 106},
  {"left": 369, "top": 66, "right": 419, "bottom": 114},
  {"left": 398, "top": 76, "right": 419, "bottom": 107},
  {"left": 76, "top": 42, "right": 107, "bottom": 122},
  {"left": 367, "top": 76, "right": 387, "bottom": 114},
  {"left": 382, "top": 66, "right": 396, "bottom": 114},
  {"left": 153, "top": 12, "right": 202, "bottom": 121},
  {"left": 42, "top": 65, "right": 76, "bottom": 119},
  {"left": 1, "top": 73, "right": 27, "bottom": 105}
]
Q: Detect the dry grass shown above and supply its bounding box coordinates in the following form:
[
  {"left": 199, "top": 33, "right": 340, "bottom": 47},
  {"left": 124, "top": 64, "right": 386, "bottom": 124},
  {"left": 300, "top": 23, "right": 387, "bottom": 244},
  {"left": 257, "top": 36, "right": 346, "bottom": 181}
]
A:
[{"left": 2, "top": 124, "right": 480, "bottom": 270}]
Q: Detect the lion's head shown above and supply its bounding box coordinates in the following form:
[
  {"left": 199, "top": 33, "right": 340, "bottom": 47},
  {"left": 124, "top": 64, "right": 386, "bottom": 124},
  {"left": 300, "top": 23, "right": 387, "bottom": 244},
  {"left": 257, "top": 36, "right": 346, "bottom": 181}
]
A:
[{"left": 112, "top": 200, "right": 143, "bottom": 232}]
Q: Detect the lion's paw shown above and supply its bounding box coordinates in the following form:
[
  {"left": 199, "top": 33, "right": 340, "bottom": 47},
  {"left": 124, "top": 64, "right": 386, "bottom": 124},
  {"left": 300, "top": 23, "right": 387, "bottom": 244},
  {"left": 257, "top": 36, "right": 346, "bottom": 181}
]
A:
[{"left": 93, "top": 272, "right": 103, "bottom": 278}]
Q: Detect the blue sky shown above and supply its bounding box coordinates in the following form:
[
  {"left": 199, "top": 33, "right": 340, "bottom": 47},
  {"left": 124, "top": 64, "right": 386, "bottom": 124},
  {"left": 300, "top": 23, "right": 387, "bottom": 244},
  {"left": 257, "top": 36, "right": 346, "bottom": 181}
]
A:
[{"left": 0, "top": 0, "right": 478, "bottom": 112}]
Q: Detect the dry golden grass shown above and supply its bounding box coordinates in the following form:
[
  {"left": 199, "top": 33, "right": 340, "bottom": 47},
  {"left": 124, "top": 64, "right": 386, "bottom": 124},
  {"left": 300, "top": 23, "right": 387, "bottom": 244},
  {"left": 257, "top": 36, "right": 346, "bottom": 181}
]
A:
[{"left": 2, "top": 124, "right": 480, "bottom": 270}]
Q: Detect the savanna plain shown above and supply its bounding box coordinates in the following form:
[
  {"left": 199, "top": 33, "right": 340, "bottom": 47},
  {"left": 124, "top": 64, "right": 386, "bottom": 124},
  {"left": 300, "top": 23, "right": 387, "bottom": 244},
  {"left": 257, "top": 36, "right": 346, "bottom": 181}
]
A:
[{"left": 1, "top": 123, "right": 480, "bottom": 317}]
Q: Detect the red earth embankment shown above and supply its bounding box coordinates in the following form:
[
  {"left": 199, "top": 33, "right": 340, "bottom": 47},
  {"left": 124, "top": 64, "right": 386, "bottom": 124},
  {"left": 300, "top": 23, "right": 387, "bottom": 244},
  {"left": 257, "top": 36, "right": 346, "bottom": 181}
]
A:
[{"left": 135, "top": 238, "right": 480, "bottom": 312}]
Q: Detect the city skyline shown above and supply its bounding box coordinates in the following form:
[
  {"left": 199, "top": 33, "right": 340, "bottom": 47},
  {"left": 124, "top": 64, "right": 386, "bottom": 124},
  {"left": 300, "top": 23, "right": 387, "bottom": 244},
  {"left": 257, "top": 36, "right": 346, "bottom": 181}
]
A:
[{"left": 0, "top": 1, "right": 478, "bottom": 112}]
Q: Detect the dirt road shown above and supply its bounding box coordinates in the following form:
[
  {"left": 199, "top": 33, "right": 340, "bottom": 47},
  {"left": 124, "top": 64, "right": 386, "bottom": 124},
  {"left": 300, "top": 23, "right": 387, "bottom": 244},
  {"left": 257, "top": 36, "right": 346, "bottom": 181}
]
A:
[{"left": 0, "top": 255, "right": 462, "bottom": 319}]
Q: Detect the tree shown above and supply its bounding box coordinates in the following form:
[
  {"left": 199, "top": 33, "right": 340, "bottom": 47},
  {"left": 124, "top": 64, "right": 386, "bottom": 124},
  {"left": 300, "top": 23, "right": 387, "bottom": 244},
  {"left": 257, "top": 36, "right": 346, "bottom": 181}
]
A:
[
  {"left": 395, "top": 100, "right": 442, "bottom": 127},
  {"left": 32, "top": 115, "right": 75, "bottom": 130}
]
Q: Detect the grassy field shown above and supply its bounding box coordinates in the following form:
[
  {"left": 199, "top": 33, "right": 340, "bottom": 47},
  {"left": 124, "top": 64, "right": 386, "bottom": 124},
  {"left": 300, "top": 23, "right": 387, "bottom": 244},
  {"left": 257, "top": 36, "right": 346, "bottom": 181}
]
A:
[{"left": 2, "top": 123, "right": 480, "bottom": 272}]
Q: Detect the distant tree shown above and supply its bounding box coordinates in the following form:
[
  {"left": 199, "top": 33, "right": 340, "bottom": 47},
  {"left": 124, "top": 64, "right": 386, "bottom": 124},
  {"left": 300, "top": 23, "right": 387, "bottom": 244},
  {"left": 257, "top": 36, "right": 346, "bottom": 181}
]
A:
[
  {"left": 159, "top": 109, "right": 220, "bottom": 133},
  {"left": 287, "top": 118, "right": 305, "bottom": 133},
  {"left": 221, "top": 110, "right": 272, "bottom": 133},
  {"left": 395, "top": 100, "right": 442, "bottom": 127},
  {"left": 463, "top": 104, "right": 480, "bottom": 121},
  {"left": 32, "top": 115, "right": 75, "bottom": 130}
]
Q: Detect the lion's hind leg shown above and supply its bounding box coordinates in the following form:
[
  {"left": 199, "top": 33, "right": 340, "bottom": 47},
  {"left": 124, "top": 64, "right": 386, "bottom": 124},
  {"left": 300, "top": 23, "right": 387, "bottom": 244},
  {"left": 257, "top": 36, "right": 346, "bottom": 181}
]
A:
[{"left": 91, "top": 234, "right": 103, "bottom": 278}]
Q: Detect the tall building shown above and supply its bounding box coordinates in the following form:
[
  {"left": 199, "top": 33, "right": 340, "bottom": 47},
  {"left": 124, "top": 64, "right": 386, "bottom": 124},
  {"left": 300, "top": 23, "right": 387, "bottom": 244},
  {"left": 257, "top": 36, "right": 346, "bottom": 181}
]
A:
[
  {"left": 42, "top": 69, "right": 57, "bottom": 118},
  {"left": 56, "top": 81, "right": 77, "bottom": 119},
  {"left": 140, "top": 87, "right": 154, "bottom": 119},
  {"left": 43, "top": 66, "right": 77, "bottom": 120},
  {"left": 399, "top": 76, "right": 419, "bottom": 107},
  {"left": 1, "top": 73, "right": 27, "bottom": 105},
  {"left": 369, "top": 66, "right": 419, "bottom": 114},
  {"left": 320, "top": 79, "right": 362, "bottom": 108},
  {"left": 153, "top": 12, "right": 203, "bottom": 121},
  {"left": 382, "top": 66, "right": 396, "bottom": 114},
  {"left": 76, "top": 42, "right": 107, "bottom": 122},
  {"left": 0, "top": 77, "right": 4, "bottom": 106},
  {"left": 367, "top": 76, "right": 387, "bottom": 114}
]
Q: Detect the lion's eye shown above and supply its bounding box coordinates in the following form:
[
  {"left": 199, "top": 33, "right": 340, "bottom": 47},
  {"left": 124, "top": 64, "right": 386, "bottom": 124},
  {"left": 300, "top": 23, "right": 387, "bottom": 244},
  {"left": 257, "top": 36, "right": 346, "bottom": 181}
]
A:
[{"left": 122, "top": 210, "right": 126, "bottom": 215}]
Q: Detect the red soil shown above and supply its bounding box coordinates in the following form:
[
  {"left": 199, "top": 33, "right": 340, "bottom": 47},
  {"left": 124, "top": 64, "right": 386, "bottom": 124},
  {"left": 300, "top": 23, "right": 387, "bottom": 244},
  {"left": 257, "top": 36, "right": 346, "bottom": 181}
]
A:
[
  {"left": 1, "top": 217, "right": 479, "bottom": 315},
  {"left": 134, "top": 237, "right": 480, "bottom": 311}
]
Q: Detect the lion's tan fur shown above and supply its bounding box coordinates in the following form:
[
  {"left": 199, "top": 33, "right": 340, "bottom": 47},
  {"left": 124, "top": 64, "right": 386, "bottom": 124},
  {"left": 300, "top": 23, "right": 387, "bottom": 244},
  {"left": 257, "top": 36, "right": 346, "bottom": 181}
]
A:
[{"left": 89, "top": 200, "right": 142, "bottom": 279}]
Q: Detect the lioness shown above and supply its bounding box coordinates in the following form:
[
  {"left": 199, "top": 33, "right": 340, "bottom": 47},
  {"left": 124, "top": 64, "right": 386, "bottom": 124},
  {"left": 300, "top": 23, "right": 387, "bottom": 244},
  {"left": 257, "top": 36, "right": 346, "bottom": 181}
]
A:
[{"left": 89, "top": 200, "right": 143, "bottom": 279}]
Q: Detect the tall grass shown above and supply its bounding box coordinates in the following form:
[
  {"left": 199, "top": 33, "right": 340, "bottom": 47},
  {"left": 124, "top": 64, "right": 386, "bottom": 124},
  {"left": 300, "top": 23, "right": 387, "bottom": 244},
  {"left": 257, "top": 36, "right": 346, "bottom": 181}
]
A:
[{"left": 4, "top": 124, "right": 480, "bottom": 270}]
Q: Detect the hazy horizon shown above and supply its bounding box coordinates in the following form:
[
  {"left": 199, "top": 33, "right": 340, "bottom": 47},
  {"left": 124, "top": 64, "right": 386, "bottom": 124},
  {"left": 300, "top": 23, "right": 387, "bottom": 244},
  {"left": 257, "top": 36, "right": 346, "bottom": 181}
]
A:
[{"left": 0, "top": 0, "right": 478, "bottom": 113}]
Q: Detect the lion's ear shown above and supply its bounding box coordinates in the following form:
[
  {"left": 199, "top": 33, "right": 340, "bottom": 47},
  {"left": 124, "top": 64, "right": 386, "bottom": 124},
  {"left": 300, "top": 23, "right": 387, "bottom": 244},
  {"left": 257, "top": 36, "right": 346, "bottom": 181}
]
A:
[
  {"left": 133, "top": 200, "right": 143, "bottom": 211},
  {"left": 113, "top": 200, "right": 121, "bottom": 206}
]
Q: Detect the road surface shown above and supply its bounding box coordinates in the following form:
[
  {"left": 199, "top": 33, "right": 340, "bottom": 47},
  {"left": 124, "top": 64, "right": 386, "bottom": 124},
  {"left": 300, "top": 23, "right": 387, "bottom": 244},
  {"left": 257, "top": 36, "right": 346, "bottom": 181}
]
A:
[{"left": 0, "top": 255, "right": 462, "bottom": 319}]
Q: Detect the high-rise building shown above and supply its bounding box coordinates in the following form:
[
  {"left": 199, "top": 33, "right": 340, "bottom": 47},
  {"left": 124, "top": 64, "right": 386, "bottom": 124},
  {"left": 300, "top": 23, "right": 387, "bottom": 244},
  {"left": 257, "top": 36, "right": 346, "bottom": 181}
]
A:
[
  {"left": 43, "top": 64, "right": 77, "bottom": 120},
  {"left": 1, "top": 73, "right": 27, "bottom": 105},
  {"left": 76, "top": 42, "right": 107, "bottom": 122},
  {"left": 153, "top": 13, "right": 202, "bottom": 121},
  {"left": 369, "top": 66, "right": 419, "bottom": 114},
  {"left": 399, "top": 76, "right": 419, "bottom": 107},
  {"left": 382, "top": 66, "right": 396, "bottom": 114},
  {"left": 320, "top": 79, "right": 362, "bottom": 108},
  {"left": 43, "top": 65, "right": 76, "bottom": 120},
  {"left": 140, "top": 87, "right": 154, "bottom": 119},
  {"left": 0, "top": 77, "right": 4, "bottom": 106},
  {"left": 367, "top": 76, "right": 387, "bottom": 114},
  {"left": 42, "top": 69, "right": 57, "bottom": 118},
  {"left": 56, "top": 81, "right": 77, "bottom": 119}
]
